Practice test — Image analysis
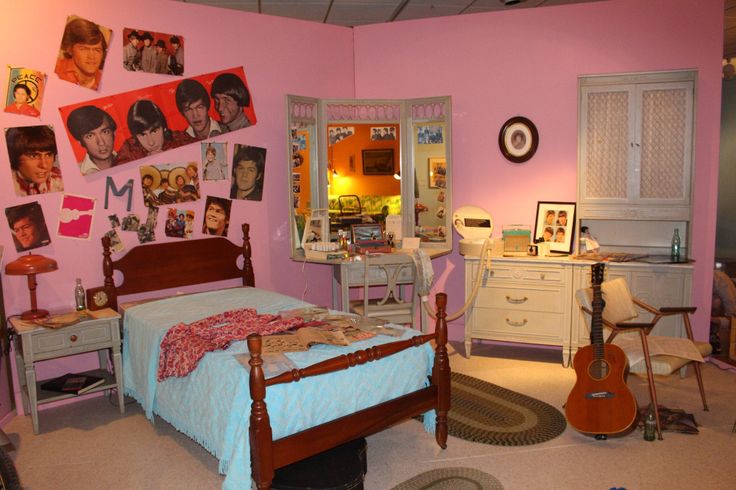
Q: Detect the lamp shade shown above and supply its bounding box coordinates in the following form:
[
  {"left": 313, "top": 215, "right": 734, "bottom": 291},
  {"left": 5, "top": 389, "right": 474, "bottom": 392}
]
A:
[{"left": 5, "top": 254, "right": 58, "bottom": 276}]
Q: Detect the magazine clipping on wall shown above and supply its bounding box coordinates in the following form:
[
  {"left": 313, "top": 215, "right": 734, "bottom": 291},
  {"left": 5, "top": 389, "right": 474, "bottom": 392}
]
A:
[
  {"left": 58, "top": 194, "right": 96, "bottom": 240},
  {"left": 230, "top": 144, "right": 266, "bottom": 201},
  {"left": 54, "top": 15, "right": 112, "bottom": 91},
  {"left": 122, "top": 28, "right": 185, "bottom": 76},
  {"left": 202, "top": 141, "right": 228, "bottom": 180},
  {"left": 202, "top": 196, "right": 232, "bottom": 237},
  {"left": 5, "top": 125, "right": 65, "bottom": 197},
  {"left": 4, "top": 201, "right": 51, "bottom": 252},
  {"left": 4, "top": 67, "right": 45, "bottom": 117},
  {"left": 139, "top": 162, "right": 201, "bottom": 207},
  {"left": 58, "top": 67, "right": 257, "bottom": 175}
]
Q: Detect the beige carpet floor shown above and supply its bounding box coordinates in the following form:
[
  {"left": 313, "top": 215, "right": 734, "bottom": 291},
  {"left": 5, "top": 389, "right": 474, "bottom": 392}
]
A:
[{"left": 4, "top": 341, "right": 736, "bottom": 489}]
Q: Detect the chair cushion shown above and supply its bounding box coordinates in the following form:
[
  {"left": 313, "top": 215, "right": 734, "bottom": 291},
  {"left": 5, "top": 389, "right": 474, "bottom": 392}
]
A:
[
  {"left": 629, "top": 340, "right": 712, "bottom": 375},
  {"left": 575, "top": 278, "right": 639, "bottom": 325}
]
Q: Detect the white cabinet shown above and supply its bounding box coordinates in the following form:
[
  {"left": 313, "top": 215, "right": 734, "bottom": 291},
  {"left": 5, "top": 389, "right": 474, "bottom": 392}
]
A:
[
  {"left": 463, "top": 257, "right": 692, "bottom": 367},
  {"left": 464, "top": 257, "right": 573, "bottom": 365},
  {"left": 570, "top": 262, "right": 693, "bottom": 354},
  {"left": 578, "top": 71, "right": 694, "bottom": 221}
]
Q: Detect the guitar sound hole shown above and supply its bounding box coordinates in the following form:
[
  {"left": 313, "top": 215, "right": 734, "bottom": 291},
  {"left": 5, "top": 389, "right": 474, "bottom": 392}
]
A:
[{"left": 588, "top": 359, "right": 609, "bottom": 380}]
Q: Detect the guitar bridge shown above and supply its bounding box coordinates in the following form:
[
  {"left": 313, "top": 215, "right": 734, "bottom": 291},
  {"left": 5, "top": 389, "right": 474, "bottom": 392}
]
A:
[{"left": 585, "top": 391, "right": 615, "bottom": 399}]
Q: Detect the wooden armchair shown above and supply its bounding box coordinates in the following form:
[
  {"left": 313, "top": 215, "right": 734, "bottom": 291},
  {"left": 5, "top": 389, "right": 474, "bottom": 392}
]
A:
[{"left": 576, "top": 278, "right": 710, "bottom": 440}]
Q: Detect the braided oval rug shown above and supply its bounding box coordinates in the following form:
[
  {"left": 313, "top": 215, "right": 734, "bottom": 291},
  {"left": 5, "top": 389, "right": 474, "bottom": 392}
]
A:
[{"left": 446, "top": 372, "right": 566, "bottom": 446}]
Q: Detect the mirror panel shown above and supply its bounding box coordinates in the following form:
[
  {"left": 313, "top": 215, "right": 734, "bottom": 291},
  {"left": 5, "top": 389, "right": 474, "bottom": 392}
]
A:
[
  {"left": 409, "top": 97, "right": 452, "bottom": 248},
  {"left": 287, "top": 95, "right": 452, "bottom": 257},
  {"left": 287, "top": 96, "right": 320, "bottom": 256}
]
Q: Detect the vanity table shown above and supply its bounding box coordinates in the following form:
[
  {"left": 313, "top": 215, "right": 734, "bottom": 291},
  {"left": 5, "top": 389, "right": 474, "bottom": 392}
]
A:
[{"left": 300, "top": 247, "right": 450, "bottom": 330}]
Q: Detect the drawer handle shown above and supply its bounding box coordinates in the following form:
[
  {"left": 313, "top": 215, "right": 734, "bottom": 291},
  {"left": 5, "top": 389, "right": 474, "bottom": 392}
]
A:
[
  {"left": 506, "top": 296, "right": 528, "bottom": 304},
  {"left": 69, "top": 335, "right": 78, "bottom": 342},
  {"left": 505, "top": 318, "right": 528, "bottom": 327},
  {"left": 540, "top": 273, "right": 546, "bottom": 280}
]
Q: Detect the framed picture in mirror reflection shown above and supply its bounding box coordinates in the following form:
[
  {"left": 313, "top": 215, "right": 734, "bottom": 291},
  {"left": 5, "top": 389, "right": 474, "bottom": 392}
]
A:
[{"left": 362, "top": 149, "right": 394, "bottom": 175}]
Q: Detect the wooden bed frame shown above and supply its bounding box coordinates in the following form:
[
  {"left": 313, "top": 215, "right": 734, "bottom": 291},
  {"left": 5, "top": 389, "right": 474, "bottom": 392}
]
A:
[{"left": 102, "top": 223, "right": 450, "bottom": 490}]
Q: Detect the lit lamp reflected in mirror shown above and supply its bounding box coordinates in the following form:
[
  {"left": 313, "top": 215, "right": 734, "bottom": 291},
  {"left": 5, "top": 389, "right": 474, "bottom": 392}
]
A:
[{"left": 5, "top": 253, "right": 59, "bottom": 320}]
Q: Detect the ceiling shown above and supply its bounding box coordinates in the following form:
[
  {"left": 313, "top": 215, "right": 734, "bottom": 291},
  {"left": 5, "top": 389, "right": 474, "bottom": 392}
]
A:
[{"left": 179, "top": 0, "right": 732, "bottom": 59}]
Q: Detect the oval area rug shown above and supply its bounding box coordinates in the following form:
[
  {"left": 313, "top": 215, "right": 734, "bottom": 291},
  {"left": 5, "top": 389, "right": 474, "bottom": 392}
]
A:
[
  {"left": 448, "top": 372, "right": 566, "bottom": 446},
  {"left": 391, "top": 467, "right": 503, "bottom": 490}
]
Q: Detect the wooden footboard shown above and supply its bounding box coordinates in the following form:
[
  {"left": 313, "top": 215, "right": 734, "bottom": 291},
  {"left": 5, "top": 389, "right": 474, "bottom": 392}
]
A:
[{"left": 247, "top": 293, "right": 450, "bottom": 490}]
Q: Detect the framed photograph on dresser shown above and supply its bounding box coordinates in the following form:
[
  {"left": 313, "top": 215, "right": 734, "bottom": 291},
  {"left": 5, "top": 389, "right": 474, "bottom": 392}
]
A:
[{"left": 533, "top": 201, "right": 576, "bottom": 254}]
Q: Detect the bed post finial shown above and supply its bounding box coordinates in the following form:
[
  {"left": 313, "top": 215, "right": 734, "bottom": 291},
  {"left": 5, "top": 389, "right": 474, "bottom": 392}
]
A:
[
  {"left": 101, "top": 235, "right": 114, "bottom": 290},
  {"left": 247, "top": 334, "right": 274, "bottom": 489},
  {"left": 434, "top": 292, "right": 449, "bottom": 449},
  {"left": 242, "top": 223, "right": 255, "bottom": 287}
]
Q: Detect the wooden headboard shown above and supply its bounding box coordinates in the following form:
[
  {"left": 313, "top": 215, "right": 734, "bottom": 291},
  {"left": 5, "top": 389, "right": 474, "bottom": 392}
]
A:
[{"left": 101, "top": 223, "right": 255, "bottom": 297}]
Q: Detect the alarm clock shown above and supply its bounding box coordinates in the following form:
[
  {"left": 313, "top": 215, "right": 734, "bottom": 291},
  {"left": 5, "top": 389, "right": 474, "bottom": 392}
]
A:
[{"left": 85, "top": 286, "right": 117, "bottom": 311}]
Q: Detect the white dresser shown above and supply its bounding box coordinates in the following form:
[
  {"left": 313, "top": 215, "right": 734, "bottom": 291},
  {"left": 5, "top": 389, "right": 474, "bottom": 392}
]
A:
[{"left": 464, "top": 256, "right": 693, "bottom": 366}]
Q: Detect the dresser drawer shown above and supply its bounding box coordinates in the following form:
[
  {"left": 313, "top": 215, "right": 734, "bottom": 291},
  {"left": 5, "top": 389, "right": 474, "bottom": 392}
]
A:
[
  {"left": 471, "top": 307, "right": 565, "bottom": 340},
  {"left": 31, "top": 322, "right": 113, "bottom": 357},
  {"left": 487, "top": 264, "right": 563, "bottom": 284},
  {"left": 476, "top": 285, "right": 565, "bottom": 313}
]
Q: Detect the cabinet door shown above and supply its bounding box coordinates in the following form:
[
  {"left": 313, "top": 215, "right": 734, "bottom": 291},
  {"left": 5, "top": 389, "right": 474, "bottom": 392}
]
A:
[
  {"left": 578, "top": 72, "right": 694, "bottom": 221},
  {"left": 579, "top": 84, "right": 634, "bottom": 207}
]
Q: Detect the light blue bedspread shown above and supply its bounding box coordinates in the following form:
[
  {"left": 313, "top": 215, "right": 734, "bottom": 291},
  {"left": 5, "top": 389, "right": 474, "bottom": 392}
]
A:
[{"left": 122, "top": 287, "right": 435, "bottom": 489}]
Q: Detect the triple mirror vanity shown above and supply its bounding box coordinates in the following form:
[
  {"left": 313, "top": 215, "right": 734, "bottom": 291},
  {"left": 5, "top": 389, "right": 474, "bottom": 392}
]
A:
[{"left": 286, "top": 95, "right": 453, "bottom": 258}]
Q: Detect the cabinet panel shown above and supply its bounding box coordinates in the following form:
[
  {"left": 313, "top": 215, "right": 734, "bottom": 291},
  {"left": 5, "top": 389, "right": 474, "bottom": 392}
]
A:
[
  {"left": 578, "top": 73, "right": 694, "bottom": 220},
  {"left": 469, "top": 307, "right": 564, "bottom": 340},
  {"left": 476, "top": 285, "right": 565, "bottom": 313}
]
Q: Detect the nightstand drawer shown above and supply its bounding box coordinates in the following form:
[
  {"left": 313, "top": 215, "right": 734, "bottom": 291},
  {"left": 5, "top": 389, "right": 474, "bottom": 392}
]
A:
[{"left": 31, "top": 322, "right": 113, "bottom": 356}]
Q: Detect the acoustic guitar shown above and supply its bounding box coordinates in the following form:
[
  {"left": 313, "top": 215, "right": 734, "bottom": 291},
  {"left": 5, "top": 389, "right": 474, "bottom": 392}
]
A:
[{"left": 565, "top": 263, "right": 638, "bottom": 438}]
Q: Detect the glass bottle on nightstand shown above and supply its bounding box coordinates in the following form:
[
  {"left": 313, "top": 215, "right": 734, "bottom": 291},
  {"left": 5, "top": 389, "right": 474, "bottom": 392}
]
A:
[{"left": 74, "top": 278, "right": 86, "bottom": 311}]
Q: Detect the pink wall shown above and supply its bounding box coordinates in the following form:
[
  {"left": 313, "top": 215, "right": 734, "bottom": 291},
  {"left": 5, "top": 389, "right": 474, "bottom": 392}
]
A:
[
  {"left": 0, "top": 0, "right": 724, "bottom": 385},
  {"left": 0, "top": 0, "right": 353, "bottom": 385},
  {"left": 354, "top": 0, "right": 724, "bottom": 340}
]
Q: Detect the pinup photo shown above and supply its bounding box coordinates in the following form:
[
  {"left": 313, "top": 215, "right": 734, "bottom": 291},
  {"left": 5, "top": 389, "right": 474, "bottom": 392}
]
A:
[
  {"left": 164, "top": 207, "right": 195, "bottom": 239},
  {"left": 5, "top": 201, "right": 51, "bottom": 252},
  {"left": 417, "top": 125, "right": 443, "bottom": 144},
  {"left": 54, "top": 15, "right": 112, "bottom": 91},
  {"left": 58, "top": 194, "right": 95, "bottom": 240},
  {"left": 104, "top": 228, "right": 125, "bottom": 253},
  {"left": 370, "top": 126, "right": 397, "bottom": 141},
  {"left": 328, "top": 126, "right": 354, "bottom": 145},
  {"left": 201, "top": 142, "right": 228, "bottom": 180},
  {"left": 59, "top": 66, "right": 257, "bottom": 172},
  {"left": 202, "top": 196, "right": 231, "bottom": 236},
  {"left": 122, "top": 28, "right": 184, "bottom": 75},
  {"left": 5, "top": 125, "right": 65, "bottom": 197},
  {"left": 121, "top": 213, "right": 141, "bottom": 232},
  {"left": 230, "top": 144, "right": 266, "bottom": 201},
  {"left": 140, "top": 162, "right": 201, "bottom": 207},
  {"left": 4, "top": 67, "right": 45, "bottom": 117}
]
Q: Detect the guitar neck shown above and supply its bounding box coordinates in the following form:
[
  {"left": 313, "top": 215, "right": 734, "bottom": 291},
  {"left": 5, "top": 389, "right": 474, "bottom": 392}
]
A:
[{"left": 590, "top": 263, "right": 606, "bottom": 359}]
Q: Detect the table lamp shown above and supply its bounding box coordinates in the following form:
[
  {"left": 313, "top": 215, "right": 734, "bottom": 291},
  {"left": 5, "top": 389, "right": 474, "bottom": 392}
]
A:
[{"left": 5, "top": 253, "right": 59, "bottom": 320}]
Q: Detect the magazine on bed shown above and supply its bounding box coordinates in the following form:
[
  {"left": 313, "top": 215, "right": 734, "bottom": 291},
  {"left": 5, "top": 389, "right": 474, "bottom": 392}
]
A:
[{"left": 262, "top": 326, "right": 350, "bottom": 353}]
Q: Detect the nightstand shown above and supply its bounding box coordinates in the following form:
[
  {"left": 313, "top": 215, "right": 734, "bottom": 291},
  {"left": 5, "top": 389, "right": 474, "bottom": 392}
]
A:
[{"left": 9, "top": 308, "right": 124, "bottom": 434}]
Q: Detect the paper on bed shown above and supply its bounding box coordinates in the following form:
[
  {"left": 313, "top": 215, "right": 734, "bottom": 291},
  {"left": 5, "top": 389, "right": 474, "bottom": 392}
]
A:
[{"left": 122, "top": 287, "right": 435, "bottom": 490}]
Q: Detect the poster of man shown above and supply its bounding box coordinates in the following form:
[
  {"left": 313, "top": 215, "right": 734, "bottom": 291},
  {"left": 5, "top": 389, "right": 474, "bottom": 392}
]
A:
[
  {"left": 139, "top": 163, "right": 201, "bottom": 207},
  {"left": 5, "top": 201, "right": 51, "bottom": 252},
  {"left": 54, "top": 15, "right": 111, "bottom": 91},
  {"left": 122, "top": 28, "right": 184, "bottom": 76},
  {"left": 230, "top": 144, "right": 266, "bottom": 201},
  {"left": 201, "top": 196, "right": 231, "bottom": 236},
  {"left": 58, "top": 67, "right": 257, "bottom": 171},
  {"left": 202, "top": 142, "right": 228, "bottom": 180},
  {"left": 5, "top": 125, "right": 64, "bottom": 196},
  {"left": 4, "top": 67, "right": 45, "bottom": 117}
]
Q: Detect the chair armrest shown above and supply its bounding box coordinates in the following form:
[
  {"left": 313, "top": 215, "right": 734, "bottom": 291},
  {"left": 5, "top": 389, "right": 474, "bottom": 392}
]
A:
[
  {"left": 659, "top": 306, "right": 697, "bottom": 315},
  {"left": 614, "top": 322, "right": 655, "bottom": 331}
]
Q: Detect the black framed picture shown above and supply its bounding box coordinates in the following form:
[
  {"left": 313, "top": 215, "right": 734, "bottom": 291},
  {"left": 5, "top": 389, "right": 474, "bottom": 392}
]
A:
[
  {"left": 533, "top": 201, "right": 576, "bottom": 254},
  {"left": 362, "top": 149, "right": 394, "bottom": 175},
  {"left": 499, "top": 116, "right": 539, "bottom": 164}
]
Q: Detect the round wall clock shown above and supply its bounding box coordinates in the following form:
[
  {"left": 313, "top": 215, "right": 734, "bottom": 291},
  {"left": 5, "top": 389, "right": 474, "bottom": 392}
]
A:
[{"left": 498, "top": 116, "right": 539, "bottom": 164}]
